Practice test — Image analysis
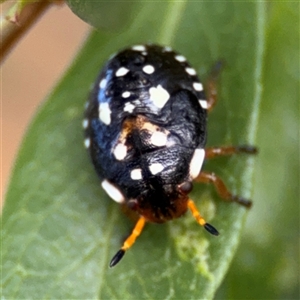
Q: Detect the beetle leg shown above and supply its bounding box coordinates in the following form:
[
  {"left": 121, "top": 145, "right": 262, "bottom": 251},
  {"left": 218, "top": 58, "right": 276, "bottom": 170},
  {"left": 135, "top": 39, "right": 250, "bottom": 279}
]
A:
[
  {"left": 205, "top": 145, "right": 258, "bottom": 159},
  {"left": 195, "top": 171, "right": 252, "bottom": 208},
  {"left": 188, "top": 199, "right": 219, "bottom": 236},
  {"left": 110, "top": 216, "right": 146, "bottom": 267},
  {"left": 206, "top": 61, "right": 222, "bottom": 112}
]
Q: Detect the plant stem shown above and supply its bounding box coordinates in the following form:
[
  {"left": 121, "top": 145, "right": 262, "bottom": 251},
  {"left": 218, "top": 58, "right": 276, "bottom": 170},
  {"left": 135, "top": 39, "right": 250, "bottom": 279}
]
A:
[{"left": 0, "top": 1, "right": 56, "bottom": 64}]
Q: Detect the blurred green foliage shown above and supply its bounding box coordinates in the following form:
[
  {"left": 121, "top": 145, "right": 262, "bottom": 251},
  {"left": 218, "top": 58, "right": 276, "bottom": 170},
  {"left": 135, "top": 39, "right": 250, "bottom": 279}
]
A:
[
  {"left": 217, "top": 3, "right": 299, "bottom": 299},
  {"left": 67, "top": 0, "right": 142, "bottom": 31}
]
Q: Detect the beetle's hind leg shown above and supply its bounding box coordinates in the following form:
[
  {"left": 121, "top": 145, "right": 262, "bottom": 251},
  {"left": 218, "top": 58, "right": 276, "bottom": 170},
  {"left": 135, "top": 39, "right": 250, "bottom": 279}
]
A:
[{"left": 195, "top": 171, "right": 252, "bottom": 208}]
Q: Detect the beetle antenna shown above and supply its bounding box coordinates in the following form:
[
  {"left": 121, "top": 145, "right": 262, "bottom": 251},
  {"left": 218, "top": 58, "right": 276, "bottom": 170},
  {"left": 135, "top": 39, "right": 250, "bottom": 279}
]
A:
[
  {"left": 109, "top": 216, "right": 146, "bottom": 267},
  {"left": 188, "top": 199, "right": 219, "bottom": 236}
]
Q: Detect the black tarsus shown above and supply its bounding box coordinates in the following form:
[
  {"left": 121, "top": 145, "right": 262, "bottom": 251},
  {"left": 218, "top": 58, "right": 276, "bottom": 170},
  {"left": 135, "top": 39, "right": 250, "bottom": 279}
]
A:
[
  {"left": 109, "top": 249, "right": 125, "bottom": 268},
  {"left": 210, "top": 60, "right": 224, "bottom": 79},
  {"left": 204, "top": 223, "right": 219, "bottom": 236},
  {"left": 236, "top": 145, "right": 258, "bottom": 155},
  {"left": 232, "top": 195, "right": 253, "bottom": 208}
]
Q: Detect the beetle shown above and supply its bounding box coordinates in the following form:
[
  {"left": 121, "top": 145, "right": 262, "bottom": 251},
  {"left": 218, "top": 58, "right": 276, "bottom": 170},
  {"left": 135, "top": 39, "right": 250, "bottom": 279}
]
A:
[{"left": 83, "top": 44, "right": 257, "bottom": 267}]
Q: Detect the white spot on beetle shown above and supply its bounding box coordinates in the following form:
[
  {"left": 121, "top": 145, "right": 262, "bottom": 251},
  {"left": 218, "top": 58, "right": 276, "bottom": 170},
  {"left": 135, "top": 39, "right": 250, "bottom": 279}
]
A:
[
  {"left": 193, "top": 82, "right": 203, "bottom": 91},
  {"left": 130, "top": 168, "right": 143, "bottom": 180},
  {"left": 122, "top": 91, "right": 131, "bottom": 98},
  {"left": 99, "top": 78, "right": 107, "bottom": 89},
  {"left": 163, "top": 46, "right": 172, "bottom": 52},
  {"left": 149, "top": 85, "right": 170, "bottom": 109},
  {"left": 150, "top": 131, "right": 167, "bottom": 147},
  {"left": 113, "top": 143, "right": 127, "bottom": 160},
  {"left": 116, "top": 67, "right": 129, "bottom": 77},
  {"left": 84, "top": 138, "right": 90, "bottom": 148},
  {"left": 199, "top": 100, "right": 208, "bottom": 109},
  {"left": 175, "top": 55, "right": 186, "bottom": 62},
  {"left": 124, "top": 102, "right": 135, "bottom": 113},
  {"left": 82, "top": 119, "right": 89, "bottom": 129},
  {"left": 142, "top": 51, "right": 147, "bottom": 56},
  {"left": 99, "top": 102, "right": 111, "bottom": 125},
  {"left": 149, "top": 163, "right": 164, "bottom": 175},
  {"left": 101, "top": 180, "right": 125, "bottom": 203},
  {"left": 143, "top": 65, "right": 155, "bottom": 74},
  {"left": 185, "top": 67, "right": 196, "bottom": 75},
  {"left": 132, "top": 45, "right": 146, "bottom": 51},
  {"left": 189, "top": 148, "right": 205, "bottom": 179}
]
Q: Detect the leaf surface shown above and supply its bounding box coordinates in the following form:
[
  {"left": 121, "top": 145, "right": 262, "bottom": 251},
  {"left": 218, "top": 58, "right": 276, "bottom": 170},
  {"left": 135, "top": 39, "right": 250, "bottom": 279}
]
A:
[{"left": 2, "top": 3, "right": 267, "bottom": 299}]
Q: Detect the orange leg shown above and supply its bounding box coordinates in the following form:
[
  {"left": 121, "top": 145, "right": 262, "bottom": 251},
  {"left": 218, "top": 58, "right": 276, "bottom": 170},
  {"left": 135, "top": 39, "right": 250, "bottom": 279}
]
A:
[
  {"left": 205, "top": 145, "right": 258, "bottom": 159},
  {"left": 110, "top": 216, "right": 146, "bottom": 267},
  {"left": 206, "top": 61, "right": 222, "bottom": 112},
  {"left": 196, "top": 172, "right": 252, "bottom": 208},
  {"left": 188, "top": 199, "right": 219, "bottom": 236}
]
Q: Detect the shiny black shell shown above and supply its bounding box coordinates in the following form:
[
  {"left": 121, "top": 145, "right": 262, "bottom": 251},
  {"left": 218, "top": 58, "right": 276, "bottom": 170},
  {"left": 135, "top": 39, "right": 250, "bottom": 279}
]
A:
[{"left": 84, "top": 44, "right": 208, "bottom": 223}]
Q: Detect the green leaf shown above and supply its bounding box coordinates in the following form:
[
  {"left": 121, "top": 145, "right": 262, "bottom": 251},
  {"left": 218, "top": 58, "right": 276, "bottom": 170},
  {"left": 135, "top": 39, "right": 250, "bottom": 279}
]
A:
[
  {"left": 216, "top": 2, "right": 300, "bottom": 299},
  {"left": 66, "top": 0, "right": 142, "bottom": 31},
  {"left": 2, "top": 2, "right": 268, "bottom": 299}
]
